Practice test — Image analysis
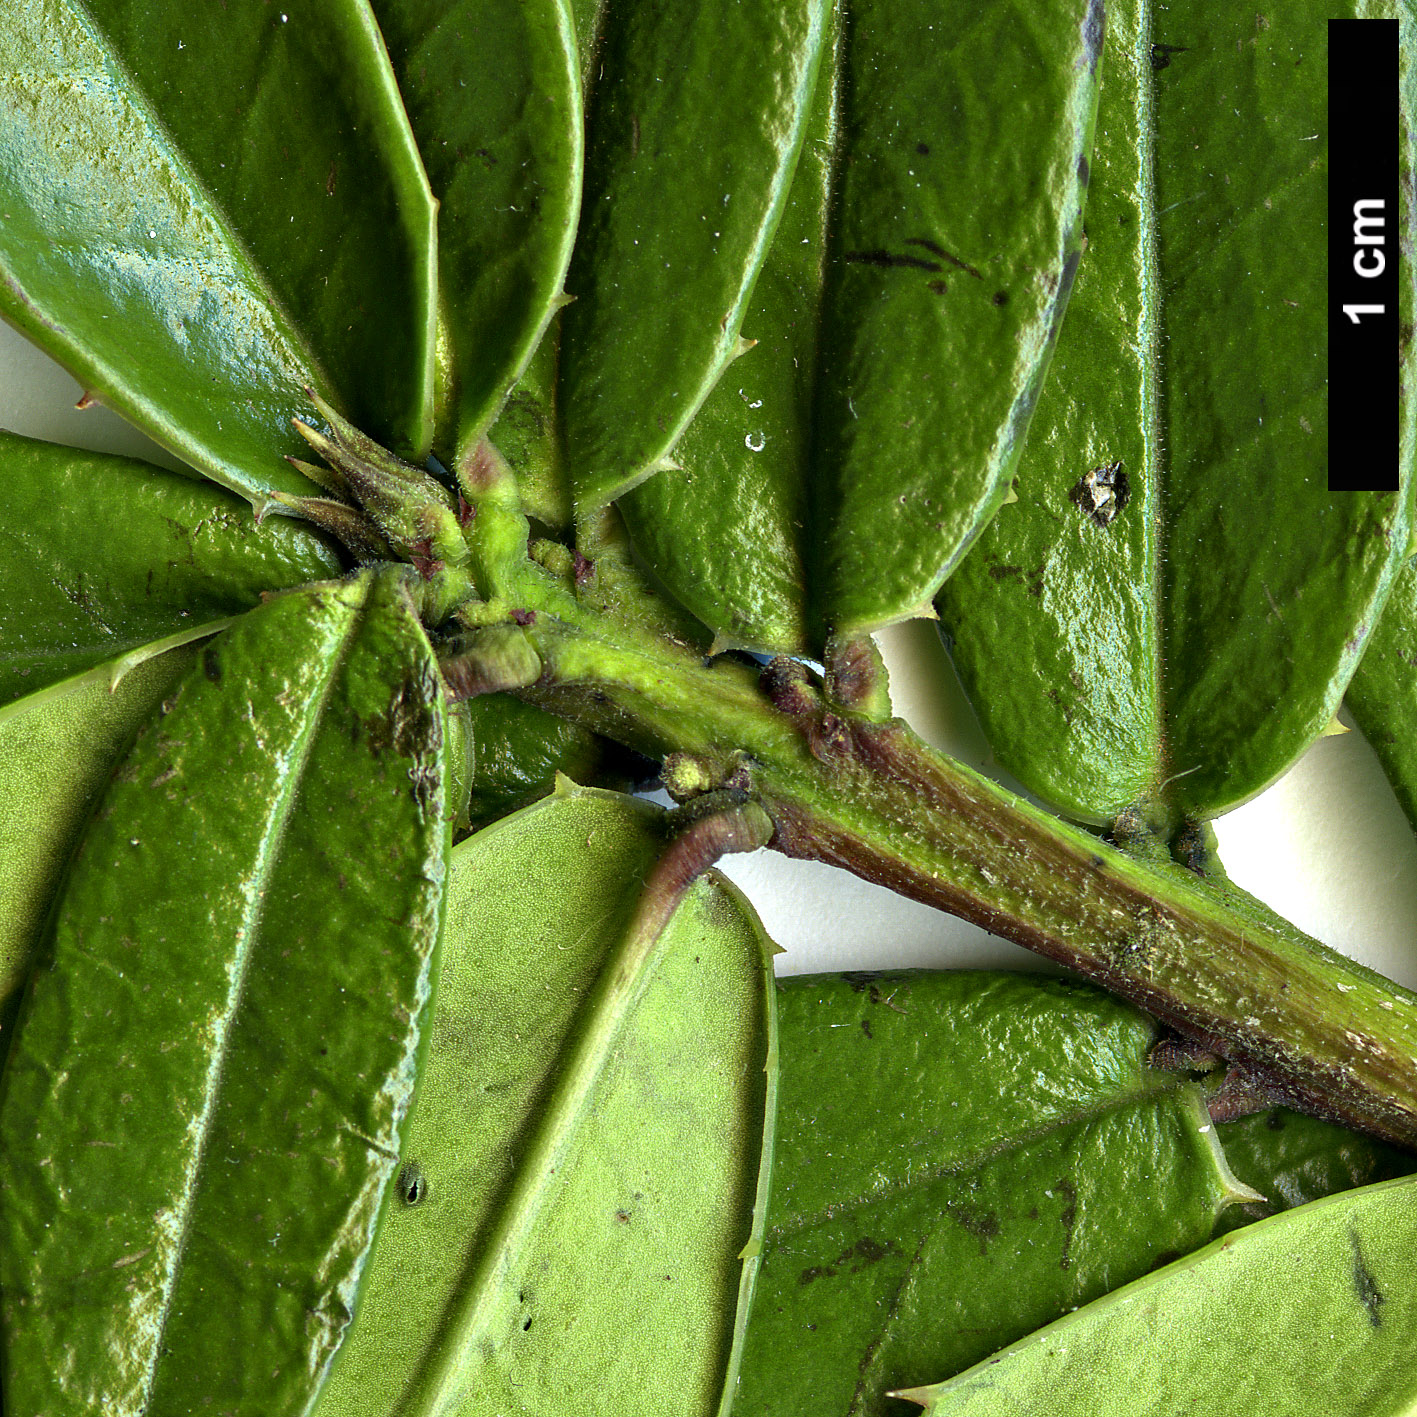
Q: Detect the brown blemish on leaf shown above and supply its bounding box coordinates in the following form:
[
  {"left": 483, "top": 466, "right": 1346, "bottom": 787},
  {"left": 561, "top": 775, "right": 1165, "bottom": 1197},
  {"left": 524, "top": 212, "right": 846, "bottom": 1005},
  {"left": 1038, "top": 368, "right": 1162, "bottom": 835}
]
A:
[
  {"left": 1352, "top": 1233, "right": 1386, "bottom": 1327},
  {"left": 202, "top": 647, "right": 222, "bottom": 684},
  {"left": 843, "top": 248, "right": 942, "bottom": 273},
  {"left": 907, "top": 237, "right": 982, "bottom": 278},
  {"left": 798, "top": 1236, "right": 899, "bottom": 1286},
  {"left": 946, "top": 1203, "right": 1001, "bottom": 1256},
  {"left": 1150, "top": 42, "right": 1190, "bottom": 70}
]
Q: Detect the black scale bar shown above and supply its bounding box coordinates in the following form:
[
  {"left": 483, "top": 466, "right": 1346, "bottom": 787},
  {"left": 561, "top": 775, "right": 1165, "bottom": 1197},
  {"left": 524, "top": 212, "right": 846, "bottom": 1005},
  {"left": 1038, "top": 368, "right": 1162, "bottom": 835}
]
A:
[{"left": 1329, "top": 18, "right": 1399, "bottom": 492}]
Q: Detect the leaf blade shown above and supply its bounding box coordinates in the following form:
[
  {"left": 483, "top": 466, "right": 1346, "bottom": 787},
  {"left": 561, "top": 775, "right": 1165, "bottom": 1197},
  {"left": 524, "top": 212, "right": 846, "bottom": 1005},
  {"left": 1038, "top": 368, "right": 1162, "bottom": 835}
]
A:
[
  {"left": 0, "top": 572, "right": 450, "bottom": 1414},
  {"left": 618, "top": 0, "right": 1102, "bottom": 652},
  {"left": 907, "top": 1175, "right": 1417, "bottom": 1416},
  {"left": 732, "top": 970, "right": 1248, "bottom": 1415},
  {"left": 313, "top": 786, "right": 776, "bottom": 1417},
  {"left": 560, "top": 0, "right": 831, "bottom": 512},
  {"left": 0, "top": 0, "right": 437, "bottom": 506},
  {"left": 935, "top": 0, "right": 1415, "bottom": 825},
  {"left": 0, "top": 429, "right": 341, "bottom": 706}
]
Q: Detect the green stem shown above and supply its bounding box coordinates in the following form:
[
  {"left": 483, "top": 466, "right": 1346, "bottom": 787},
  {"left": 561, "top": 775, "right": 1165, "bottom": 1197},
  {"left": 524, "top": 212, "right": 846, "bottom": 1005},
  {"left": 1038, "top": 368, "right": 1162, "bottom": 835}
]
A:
[{"left": 449, "top": 591, "right": 1417, "bottom": 1150}]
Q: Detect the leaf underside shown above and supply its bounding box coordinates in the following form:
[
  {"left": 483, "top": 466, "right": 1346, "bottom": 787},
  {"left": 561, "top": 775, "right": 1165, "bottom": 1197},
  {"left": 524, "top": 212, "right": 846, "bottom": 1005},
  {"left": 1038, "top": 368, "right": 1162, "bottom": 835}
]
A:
[
  {"left": 910, "top": 1174, "right": 1417, "bottom": 1416},
  {"left": 314, "top": 786, "right": 776, "bottom": 1417}
]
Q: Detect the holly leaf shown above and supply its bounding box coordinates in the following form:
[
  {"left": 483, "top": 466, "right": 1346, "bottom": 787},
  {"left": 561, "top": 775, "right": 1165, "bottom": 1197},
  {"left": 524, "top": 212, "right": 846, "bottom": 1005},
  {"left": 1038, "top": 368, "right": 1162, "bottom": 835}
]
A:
[
  {"left": 0, "top": 635, "right": 208, "bottom": 1044},
  {"left": 0, "top": 0, "right": 438, "bottom": 506},
  {"left": 1349, "top": 554, "right": 1417, "bottom": 836},
  {"left": 370, "top": 0, "right": 583, "bottom": 449},
  {"left": 935, "top": 0, "right": 1414, "bottom": 826},
  {"left": 731, "top": 970, "right": 1253, "bottom": 1415},
  {"left": 902, "top": 1175, "right": 1417, "bottom": 1415},
  {"left": 619, "top": 0, "right": 1101, "bottom": 653},
  {"left": 0, "top": 572, "right": 449, "bottom": 1414},
  {"left": 313, "top": 784, "right": 777, "bottom": 1416},
  {"left": 0, "top": 429, "right": 342, "bottom": 705}
]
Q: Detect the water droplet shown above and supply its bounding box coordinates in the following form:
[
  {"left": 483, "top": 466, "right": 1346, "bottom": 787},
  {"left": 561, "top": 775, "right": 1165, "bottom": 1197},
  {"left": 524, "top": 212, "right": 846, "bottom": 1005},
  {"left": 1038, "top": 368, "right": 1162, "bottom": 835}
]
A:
[{"left": 745, "top": 432, "right": 766, "bottom": 452}]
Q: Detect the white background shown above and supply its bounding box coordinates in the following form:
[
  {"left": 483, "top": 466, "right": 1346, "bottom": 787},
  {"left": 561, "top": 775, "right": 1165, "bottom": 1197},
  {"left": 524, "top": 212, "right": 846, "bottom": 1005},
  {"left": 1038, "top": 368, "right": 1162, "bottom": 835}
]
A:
[{"left": 4, "top": 319, "right": 1415, "bottom": 992}]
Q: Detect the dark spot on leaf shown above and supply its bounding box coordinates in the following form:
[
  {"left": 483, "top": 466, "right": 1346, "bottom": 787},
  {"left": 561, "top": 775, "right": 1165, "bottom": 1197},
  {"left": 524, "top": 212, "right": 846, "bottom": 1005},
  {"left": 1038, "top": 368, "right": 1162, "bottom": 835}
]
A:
[
  {"left": 928, "top": 279, "right": 948, "bottom": 295},
  {"left": 615, "top": 1209, "right": 631, "bottom": 1224},
  {"left": 843, "top": 971, "right": 887, "bottom": 993},
  {"left": 843, "top": 248, "right": 941, "bottom": 272},
  {"left": 799, "top": 1236, "right": 899, "bottom": 1286},
  {"left": 1070, "top": 461, "right": 1129, "bottom": 527},
  {"left": 992, "top": 290, "right": 1009, "bottom": 306},
  {"left": 986, "top": 561, "right": 1045, "bottom": 596},
  {"left": 916, "top": 141, "right": 930, "bottom": 155},
  {"left": 1077, "top": 154, "right": 1090, "bottom": 186},
  {"left": 523, "top": 1316, "right": 533, "bottom": 1331},
  {"left": 510, "top": 608, "right": 537, "bottom": 626},
  {"left": 398, "top": 1161, "right": 427, "bottom": 1207},
  {"left": 1266, "top": 1110, "right": 1287, "bottom": 1131},
  {"left": 946, "top": 1203, "right": 1002, "bottom": 1256},
  {"left": 861, "top": 1017, "right": 873, "bottom": 1040},
  {"left": 325, "top": 161, "right": 337, "bottom": 196},
  {"left": 907, "top": 237, "right": 982, "bottom": 278},
  {"left": 203, "top": 647, "right": 222, "bottom": 684},
  {"left": 1057, "top": 1178, "right": 1078, "bottom": 1269},
  {"left": 1081, "top": 0, "right": 1104, "bottom": 70},
  {"left": 1150, "top": 42, "right": 1190, "bottom": 71},
  {"left": 573, "top": 549, "right": 594, "bottom": 586},
  {"left": 1353, "top": 1233, "right": 1385, "bottom": 1327}
]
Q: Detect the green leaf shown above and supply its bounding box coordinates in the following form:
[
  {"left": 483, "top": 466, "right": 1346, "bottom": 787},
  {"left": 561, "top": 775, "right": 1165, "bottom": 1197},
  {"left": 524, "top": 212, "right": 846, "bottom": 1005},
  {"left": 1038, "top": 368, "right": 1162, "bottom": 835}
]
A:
[
  {"left": 312, "top": 784, "right": 777, "bottom": 1416},
  {"left": 559, "top": 0, "right": 830, "bottom": 513},
  {"left": 732, "top": 970, "right": 1251, "bottom": 1416},
  {"left": 0, "top": 571, "right": 450, "bottom": 1415},
  {"left": 903, "top": 1175, "right": 1417, "bottom": 1415},
  {"left": 449, "top": 694, "right": 645, "bottom": 831},
  {"left": 0, "top": 636, "right": 206, "bottom": 1046},
  {"left": 1213, "top": 1107, "right": 1417, "bottom": 1238},
  {"left": 370, "top": 0, "right": 582, "bottom": 449},
  {"left": 0, "top": 0, "right": 437, "bottom": 508},
  {"left": 1348, "top": 554, "right": 1417, "bottom": 836},
  {"left": 0, "top": 429, "right": 342, "bottom": 705},
  {"left": 617, "top": 0, "right": 1102, "bottom": 653},
  {"left": 935, "top": 0, "right": 1415, "bottom": 826}
]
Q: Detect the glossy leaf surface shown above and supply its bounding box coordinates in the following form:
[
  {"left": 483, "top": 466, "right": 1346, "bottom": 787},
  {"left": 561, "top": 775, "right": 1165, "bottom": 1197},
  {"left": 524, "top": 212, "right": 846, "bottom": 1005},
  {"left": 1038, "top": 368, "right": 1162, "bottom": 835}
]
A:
[
  {"left": 0, "top": 0, "right": 436, "bottom": 507},
  {"left": 371, "top": 0, "right": 582, "bottom": 447},
  {"left": 560, "top": 0, "right": 829, "bottom": 513},
  {"left": 731, "top": 971, "right": 1247, "bottom": 1416},
  {"left": 907, "top": 1175, "right": 1417, "bottom": 1416},
  {"left": 1214, "top": 1107, "right": 1417, "bottom": 1238},
  {"left": 450, "top": 694, "right": 644, "bottom": 830},
  {"left": 936, "top": 0, "right": 1414, "bottom": 825},
  {"left": 0, "top": 639, "right": 199, "bottom": 1047},
  {"left": 314, "top": 785, "right": 776, "bottom": 1417},
  {"left": 0, "top": 573, "right": 449, "bottom": 1415},
  {"left": 618, "top": 0, "right": 1101, "bottom": 652},
  {"left": 0, "top": 430, "right": 341, "bottom": 706},
  {"left": 1349, "top": 554, "right": 1417, "bottom": 835}
]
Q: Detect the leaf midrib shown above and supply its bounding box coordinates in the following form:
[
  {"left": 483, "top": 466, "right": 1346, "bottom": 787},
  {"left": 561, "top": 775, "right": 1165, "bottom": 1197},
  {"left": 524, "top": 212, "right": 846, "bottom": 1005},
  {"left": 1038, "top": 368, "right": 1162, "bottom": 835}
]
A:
[
  {"left": 137, "top": 592, "right": 364, "bottom": 1416},
  {"left": 769, "top": 1066, "right": 1192, "bottom": 1244}
]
